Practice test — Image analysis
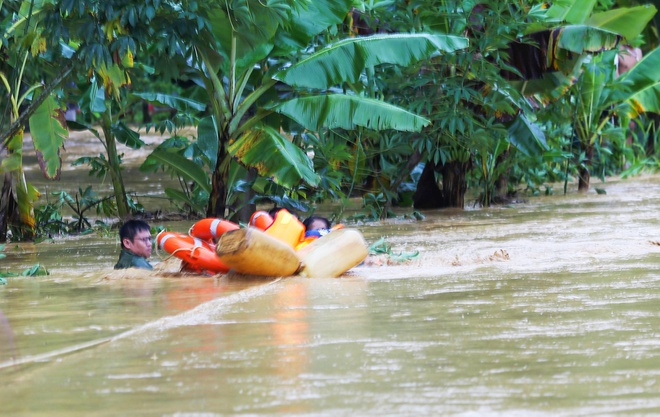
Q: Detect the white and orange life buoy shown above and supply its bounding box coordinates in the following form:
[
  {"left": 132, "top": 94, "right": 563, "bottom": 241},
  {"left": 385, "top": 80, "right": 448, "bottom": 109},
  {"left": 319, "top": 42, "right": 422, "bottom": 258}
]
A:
[
  {"left": 189, "top": 218, "right": 240, "bottom": 241},
  {"left": 249, "top": 211, "right": 274, "bottom": 230},
  {"left": 156, "top": 231, "right": 230, "bottom": 274}
]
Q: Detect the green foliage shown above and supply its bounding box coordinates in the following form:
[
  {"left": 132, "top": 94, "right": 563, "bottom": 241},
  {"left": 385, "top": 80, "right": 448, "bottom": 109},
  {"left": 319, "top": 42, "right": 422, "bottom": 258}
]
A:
[
  {"left": 34, "top": 187, "right": 118, "bottom": 237},
  {"left": 0, "top": 243, "right": 48, "bottom": 282},
  {"left": 368, "top": 237, "right": 419, "bottom": 263},
  {"left": 140, "top": 135, "right": 211, "bottom": 216}
]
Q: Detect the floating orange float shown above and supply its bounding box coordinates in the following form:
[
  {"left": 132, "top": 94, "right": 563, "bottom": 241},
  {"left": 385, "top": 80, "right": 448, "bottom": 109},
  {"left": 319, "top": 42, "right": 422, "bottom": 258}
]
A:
[
  {"left": 263, "top": 209, "right": 305, "bottom": 249},
  {"left": 188, "top": 218, "right": 239, "bottom": 242},
  {"left": 156, "top": 231, "right": 231, "bottom": 274},
  {"left": 249, "top": 211, "right": 274, "bottom": 230}
]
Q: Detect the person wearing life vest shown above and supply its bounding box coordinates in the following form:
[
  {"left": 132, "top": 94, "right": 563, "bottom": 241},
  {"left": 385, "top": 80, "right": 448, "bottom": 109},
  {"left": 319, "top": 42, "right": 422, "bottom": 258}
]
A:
[{"left": 302, "top": 215, "right": 331, "bottom": 238}]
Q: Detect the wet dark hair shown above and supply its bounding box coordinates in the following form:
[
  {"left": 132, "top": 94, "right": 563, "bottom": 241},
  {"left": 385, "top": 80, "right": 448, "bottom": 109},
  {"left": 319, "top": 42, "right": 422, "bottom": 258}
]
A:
[
  {"left": 119, "top": 219, "right": 151, "bottom": 249},
  {"left": 303, "top": 215, "right": 331, "bottom": 230}
]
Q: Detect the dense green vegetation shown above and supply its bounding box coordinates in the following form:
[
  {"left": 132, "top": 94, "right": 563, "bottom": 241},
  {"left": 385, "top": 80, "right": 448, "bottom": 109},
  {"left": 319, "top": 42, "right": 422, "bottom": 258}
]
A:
[{"left": 1, "top": 0, "right": 660, "bottom": 242}]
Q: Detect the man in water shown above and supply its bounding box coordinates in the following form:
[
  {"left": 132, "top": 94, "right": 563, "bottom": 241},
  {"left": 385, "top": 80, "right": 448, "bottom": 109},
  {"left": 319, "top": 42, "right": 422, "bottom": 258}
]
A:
[{"left": 114, "top": 219, "right": 153, "bottom": 270}]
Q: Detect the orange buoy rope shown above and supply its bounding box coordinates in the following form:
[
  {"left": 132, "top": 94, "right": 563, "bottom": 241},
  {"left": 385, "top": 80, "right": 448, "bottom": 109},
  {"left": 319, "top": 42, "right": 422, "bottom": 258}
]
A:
[{"left": 156, "top": 231, "right": 230, "bottom": 274}]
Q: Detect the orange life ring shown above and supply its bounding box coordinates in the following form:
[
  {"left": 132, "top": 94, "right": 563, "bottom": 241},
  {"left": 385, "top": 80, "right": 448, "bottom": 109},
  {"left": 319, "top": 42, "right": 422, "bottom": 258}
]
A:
[
  {"left": 188, "top": 218, "right": 239, "bottom": 241},
  {"left": 249, "top": 211, "right": 274, "bottom": 230},
  {"left": 156, "top": 231, "right": 231, "bottom": 274}
]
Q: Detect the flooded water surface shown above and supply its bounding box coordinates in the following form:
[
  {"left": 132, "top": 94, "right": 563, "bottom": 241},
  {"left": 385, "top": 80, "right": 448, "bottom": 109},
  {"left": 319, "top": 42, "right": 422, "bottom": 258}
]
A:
[{"left": 1, "top": 174, "right": 660, "bottom": 416}]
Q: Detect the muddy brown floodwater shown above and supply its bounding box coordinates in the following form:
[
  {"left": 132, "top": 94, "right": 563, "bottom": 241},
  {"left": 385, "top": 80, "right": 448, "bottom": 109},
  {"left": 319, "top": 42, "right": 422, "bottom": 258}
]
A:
[{"left": 1, "top": 130, "right": 660, "bottom": 416}]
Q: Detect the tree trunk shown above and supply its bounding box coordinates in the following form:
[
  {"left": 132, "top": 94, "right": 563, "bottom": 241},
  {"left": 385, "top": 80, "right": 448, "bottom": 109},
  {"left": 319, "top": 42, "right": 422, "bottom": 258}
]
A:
[
  {"left": 413, "top": 160, "right": 445, "bottom": 209},
  {"left": 440, "top": 160, "right": 468, "bottom": 208},
  {"left": 578, "top": 144, "right": 594, "bottom": 193},
  {"left": 494, "top": 149, "right": 511, "bottom": 203},
  {"left": 100, "top": 113, "right": 129, "bottom": 219},
  {"left": 413, "top": 159, "right": 469, "bottom": 209},
  {"left": 0, "top": 173, "right": 12, "bottom": 242},
  {"left": 207, "top": 145, "right": 230, "bottom": 219},
  {"left": 230, "top": 168, "right": 257, "bottom": 223}
]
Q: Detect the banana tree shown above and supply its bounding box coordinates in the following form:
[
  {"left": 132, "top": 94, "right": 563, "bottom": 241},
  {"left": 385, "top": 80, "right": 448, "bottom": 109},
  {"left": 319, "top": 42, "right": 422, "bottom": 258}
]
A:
[
  {"left": 571, "top": 45, "right": 660, "bottom": 190},
  {"left": 527, "top": 1, "right": 657, "bottom": 191},
  {"left": 184, "top": 0, "right": 468, "bottom": 220}
]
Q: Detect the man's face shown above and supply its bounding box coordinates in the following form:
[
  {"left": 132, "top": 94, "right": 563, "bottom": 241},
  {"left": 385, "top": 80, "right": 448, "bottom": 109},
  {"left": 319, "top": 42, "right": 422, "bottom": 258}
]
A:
[{"left": 123, "top": 230, "right": 153, "bottom": 259}]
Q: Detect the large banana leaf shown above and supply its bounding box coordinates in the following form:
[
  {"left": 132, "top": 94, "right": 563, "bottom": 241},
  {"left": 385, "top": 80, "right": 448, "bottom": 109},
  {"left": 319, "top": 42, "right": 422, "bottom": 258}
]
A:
[
  {"left": 545, "top": 0, "right": 597, "bottom": 24},
  {"left": 586, "top": 5, "right": 657, "bottom": 43},
  {"left": 552, "top": 25, "right": 620, "bottom": 56},
  {"left": 228, "top": 125, "right": 319, "bottom": 189},
  {"left": 141, "top": 148, "right": 211, "bottom": 194},
  {"left": 575, "top": 53, "right": 614, "bottom": 141},
  {"left": 131, "top": 92, "right": 206, "bottom": 113},
  {"left": 613, "top": 46, "right": 660, "bottom": 118},
  {"left": 196, "top": 116, "right": 218, "bottom": 168},
  {"left": 274, "top": 0, "right": 353, "bottom": 52},
  {"left": 506, "top": 114, "right": 548, "bottom": 157},
  {"left": 271, "top": 94, "right": 430, "bottom": 132},
  {"left": 28, "top": 95, "right": 66, "bottom": 179},
  {"left": 274, "top": 33, "right": 469, "bottom": 89},
  {"left": 208, "top": 0, "right": 352, "bottom": 74}
]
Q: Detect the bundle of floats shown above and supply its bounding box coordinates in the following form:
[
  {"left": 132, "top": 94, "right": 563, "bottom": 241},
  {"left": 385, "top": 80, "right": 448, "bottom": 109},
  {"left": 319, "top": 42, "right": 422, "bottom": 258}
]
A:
[{"left": 156, "top": 209, "right": 368, "bottom": 278}]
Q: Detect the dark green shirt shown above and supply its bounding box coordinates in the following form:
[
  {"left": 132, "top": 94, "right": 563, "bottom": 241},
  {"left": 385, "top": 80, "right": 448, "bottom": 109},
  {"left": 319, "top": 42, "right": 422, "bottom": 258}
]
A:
[{"left": 114, "top": 249, "right": 153, "bottom": 270}]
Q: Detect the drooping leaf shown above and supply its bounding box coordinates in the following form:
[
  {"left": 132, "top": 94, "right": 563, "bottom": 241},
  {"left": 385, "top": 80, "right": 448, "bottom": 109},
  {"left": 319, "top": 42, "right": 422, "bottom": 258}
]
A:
[
  {"left": 96, "top": 63, "right": 130, "bottom": 100},
  {"left": 28, "top": 95, "right": 67, "bottom": 179},
  {"left": 614, "top": 46, "right": 660, "bottom": 118},
  {"left": 131, "top": 92, "right": 206, "bottom": 113},
  {"left": 112, "top": 121, "right": 144, "bottom": 149},
  {"left": 141, "top": 148, "right": 211, "bottom": 194},
  {"left": 271, "top": 95, "right": 431, "bottom": 132},
  {"left": 228, "top": 125, "right": 319, "bottom": 189},
  {"left": 196, "top": 116, "right": 218, "bottom": 167},
  {"left": 274, "top": 0, "right": 353, "bottom": 52},
  {"left": 553, "top": 25, "right": 621, "bottom": 55},
  {"left": 275, "top": 33, "right": 469, "bottom": 89},
  {"left": 207, "top": 1, "right": 286, "bottom": 74},
  {"left": 545, "top": 0, "right": 597, "bottom": 24},
  {"left": 586, "top": 5, "right": 657, "bottom": 43},
  {"left": 17, "top": 181, "right": 40, "bottom": 229},
  {"left": 0, "top": 130, "right": 24, "bottom": 173},
  {"left": 506, "top": 114, "right": 548, "bottom": 157}
]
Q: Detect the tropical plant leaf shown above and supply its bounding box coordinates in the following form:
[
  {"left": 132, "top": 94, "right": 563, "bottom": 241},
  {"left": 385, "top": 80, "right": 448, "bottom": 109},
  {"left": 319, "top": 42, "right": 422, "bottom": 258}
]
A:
[
  {"left": 553, "top": 25, "right": 621, "bottom": 55},
  {"left": 586, "top": 5, "right": 657, "bottom": 43},
  {"left": 141, "top": 148, "right": 211, "bottom": 194},
  {"left": 17, "top": 180, "right": 40, "bottom": 229},
  {"left": 545, "top": 0, "right": 597, "bottom": 24},
  {"left": 28, "top": 95, "right": 67, "bottom": 179},
  {"left": 196, "top": 115, "right": 218, "bottom": 167},
  {"left": 207, "top": 1, "right": 286, "bottom": 73},
  {"left": 506, "top": 114, "right": 548, "bottom": 157},
  {"left": 0, "top": 131, "right": 23, "bottom": 173},
  {"left": 614, "top": 46, "right": 660, "bottom": 118},
  {"left": 164, "top": 188, "right": 205, "bottom": 213},
  {"left": 274, "top": 0, "right": 353, "bottom": 52},
  {"left": 274, "top": 33, "right": 469, "bottom": 89},
  {"left": 271, "top": 94, "right": 431, "bottom": 132},
  {"left": 228, "top": 125, "right": 319, "bottom": 189},
  {"left": 112, "top": 121, "right": 144, "bottom": 149},
  {"left": 97, "top": 63, "right": 130, "bottom": 100},
  {"left": 577, "top": 52, "right": 616, "bottom": 125},
  {"left": 131, "top": 92, "right": 206, "bottom": 113}
]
